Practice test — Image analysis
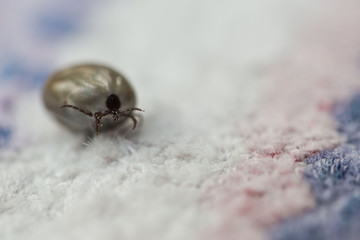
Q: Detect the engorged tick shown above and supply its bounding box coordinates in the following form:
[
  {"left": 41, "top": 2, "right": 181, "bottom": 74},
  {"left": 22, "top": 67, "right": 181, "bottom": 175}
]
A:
[{"left": 43, "top": 64, "right": 144, "bottom": 135}]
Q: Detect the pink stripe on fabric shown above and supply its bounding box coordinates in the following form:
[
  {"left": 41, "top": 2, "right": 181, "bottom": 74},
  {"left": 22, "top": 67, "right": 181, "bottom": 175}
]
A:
[{"left": 199, "top": 2, "right": 360, "bottom": 240}]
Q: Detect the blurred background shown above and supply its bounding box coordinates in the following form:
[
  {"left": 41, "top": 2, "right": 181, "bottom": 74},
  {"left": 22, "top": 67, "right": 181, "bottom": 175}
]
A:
[{"left": 0, "top": 0, "right": 317, "bottom": 148}]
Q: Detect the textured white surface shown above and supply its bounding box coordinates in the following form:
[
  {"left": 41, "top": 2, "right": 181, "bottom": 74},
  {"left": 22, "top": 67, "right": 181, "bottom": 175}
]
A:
[{"left": 1, "top": 0, "right": 319, "bottom": 239}]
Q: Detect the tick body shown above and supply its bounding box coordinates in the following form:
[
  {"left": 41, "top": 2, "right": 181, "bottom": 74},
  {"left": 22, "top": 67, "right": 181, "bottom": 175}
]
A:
[{"left": 43, "top": 64, "right": 143, "bottom": 135}]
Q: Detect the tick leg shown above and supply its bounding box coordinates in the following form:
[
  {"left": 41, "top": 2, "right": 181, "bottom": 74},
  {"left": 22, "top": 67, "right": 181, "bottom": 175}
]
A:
[
  {"left": 123, "top": 114, "right": 137, "bottom": 130},
  {"left": 117, "top": 108, "right": 143, "bottom": 130},
  {"left": 112, "top": 114, "right": 120, "bottom": 122},
  {"left": 119, "top": 107, "right": 144, "bottom": 114},
  {"left": 94, "top": 112, "right": 103, "bottom": 135},
  {"left": 94, "top": 111, "right": 113, "bottom": 135},
  {"left": 61, "top": 104, "right": 93, "bottom": 117}
]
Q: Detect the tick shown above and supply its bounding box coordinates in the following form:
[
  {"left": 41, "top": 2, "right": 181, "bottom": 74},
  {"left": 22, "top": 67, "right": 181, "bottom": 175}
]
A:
[{"left": 43, "top": 63, "right": 144, "bottom": 135}]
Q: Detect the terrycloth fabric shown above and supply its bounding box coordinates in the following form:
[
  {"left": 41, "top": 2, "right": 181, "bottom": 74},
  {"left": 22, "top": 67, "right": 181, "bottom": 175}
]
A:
[
  {"left": 1, "top": 1, "right": 360, "bottom": 240},
  {"left": 271, "top": 96, "right": 360, "bottom": 240}
]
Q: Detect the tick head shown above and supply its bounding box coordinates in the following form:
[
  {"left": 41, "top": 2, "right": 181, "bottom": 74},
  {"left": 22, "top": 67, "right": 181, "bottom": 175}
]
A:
[{"left": 106, "top": 94, "right": 121, "bottom": 111}]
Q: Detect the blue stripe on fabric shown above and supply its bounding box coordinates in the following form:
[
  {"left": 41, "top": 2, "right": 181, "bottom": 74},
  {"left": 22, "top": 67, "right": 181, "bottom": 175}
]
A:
[
  {"left": 35, "top": 12, "right": 78, "bottom": 39},
  {"left": 0, "top": 127, "right": 12, "bottom": 149},
  {"left": 0, "top": 59, "right": 49, "bottom": 87},
  {"left": 0, "top": 60, "right": 24, "bottom": 79},
  {"left": 271, "top": 94, "right": 360, "bottom": 240},
  {"left": 334, "top": 94, "right": 360, "bottom": 145}
]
